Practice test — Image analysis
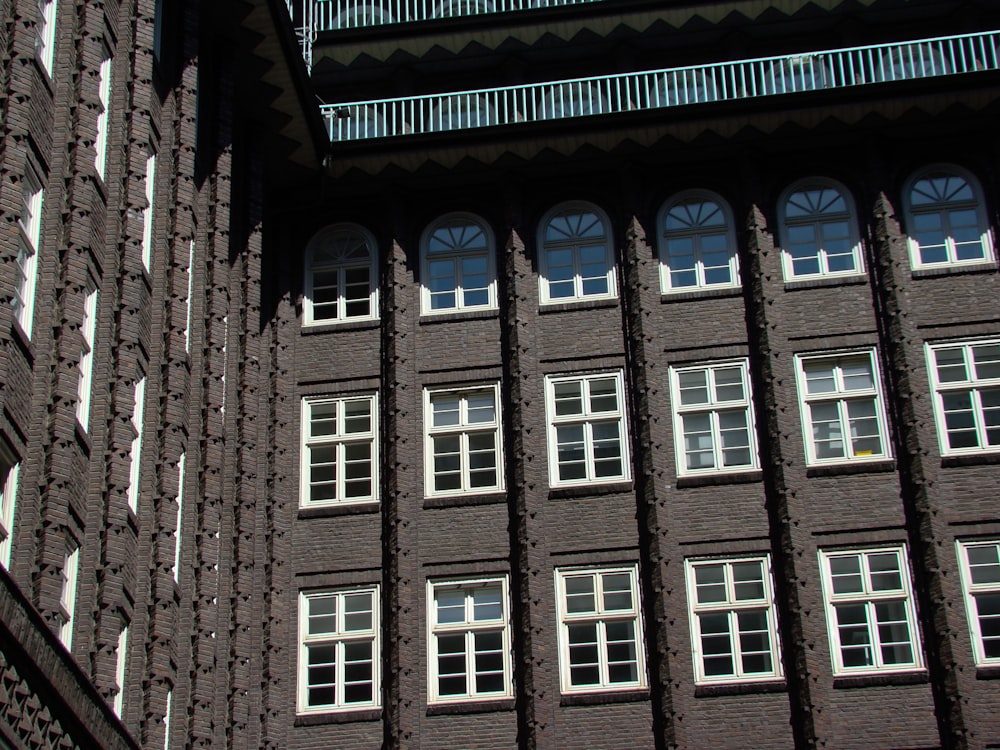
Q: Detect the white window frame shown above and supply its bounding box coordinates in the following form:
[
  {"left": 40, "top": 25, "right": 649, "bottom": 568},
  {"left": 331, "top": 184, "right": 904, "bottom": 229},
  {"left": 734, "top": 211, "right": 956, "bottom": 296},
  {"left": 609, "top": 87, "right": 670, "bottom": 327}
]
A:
[
  {"left": 94, "top": 49, "right": 112, "bottom": 178},
  {"left": 669, "top": 359, "right": 758, "bottom": 475},
  {"left": 163, "top": 688, "right": 173, "bottom": 750},
  {"left": 427, "top": 576, "right": 512, "bottom": 703},
  {"left": 956, "top": 540, "right": 1000, "bottom": 666},
  {"left": 300, "top": 394, "right": 378, "bottom": 507},
  {"left": 903, "top": 165, "right": 994, "bottom": 270},
  {"left": 926, "top": 339, "right": 1000, "bottom": 456},
  {"left": 297, "top": 586, "right": 380, "bottom": 714},
  {"left": 657, "top": 190, "right": 739, "bottom": 293},
  {"left": 538, "top": 202, "right": 617, "bottom": 304},
  {"left": 76, "top": 288, "right": 99, "bottom": 430},
  {"left": 36, "top": 0, "right": 59, "bottom": 75},
  {"left": 0, "top": 457, "right": 21, "bottom": 569},
  {"left": 544, "top": 371, "right": 630, "bottom": 487},
  {"left": 555, "top": 565, "right": 646, "bottom": 694},
  {"left": 141, "top": 152, "right": 156, "bottom": 271},
  {"left": 126, "top": 376, "right": 146, "bottom": 513},
  {"left": 172, "top": 453, "right": 185, "bottom": 581},
  {"left": 58, "top": 545, "right": 80, "bottom": 649},
  {"left": 303, "top": 223, "right": 379, "bottom": 326},
  {"left": 14, "top": 173, "right": 43, "bottom": 338},
  {"left": 778, "top": 178, "right": 864, "bottom": 280},
  {"left": 794, "top": 349, "right": 891, "bottom": 466},
  {"left": 113, "top": 623, "right": 129, "bottom": 717},
  {"left": 685, "top": 556, "right": 782, "bottom": 684},
  {"left": 818, "top": 546, "right": 922, "bottom": 675},
  {"left": 423, "top": 384, "right": 503, "bottom": 497},
  {"left": 420, "top": 212, "right": 497, "bottom": 315}
]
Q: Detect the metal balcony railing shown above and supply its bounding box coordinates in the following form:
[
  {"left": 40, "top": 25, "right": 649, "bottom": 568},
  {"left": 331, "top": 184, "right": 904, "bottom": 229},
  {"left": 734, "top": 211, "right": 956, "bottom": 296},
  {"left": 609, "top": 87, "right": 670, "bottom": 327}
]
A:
[
  {"left": 293, "top": 0, "right": 606, "bottom": 68},
  {"left": 319, "top": 30, "right": 1000, "bottom": 142}
]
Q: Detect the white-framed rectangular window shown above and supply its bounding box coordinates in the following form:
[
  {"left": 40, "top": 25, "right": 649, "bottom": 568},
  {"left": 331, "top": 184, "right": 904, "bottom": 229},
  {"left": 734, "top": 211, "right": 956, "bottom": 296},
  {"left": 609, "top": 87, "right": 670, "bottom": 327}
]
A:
[
  {"left": 818, "top": 546, "right": 922, "bottom": 675},
  {"left": 113, "top": 623, "right": 129, "bottom": 716},
  {"left": 184, "top": 240, "right": 195, "bottom": 352},
  {"left": 36, "top": 0, "right": 59, "bottom": 75},
  {"left": 545, "top": 371, "right": 630, "bottom": 487},
  {"left": 172, "top": 453, "right": 185, "bottom": 581},
  {"left": 140, "top": 152, "right": 156, "bottom": 271},
  {"left": 126, "top": 376, "right": 146, "bottom": 512},
  {"left": 670, "top": 360, "right": 758, "bottom": 475},
  {"left": 685, "top": 556, "right": 781, "bottom": 684},
  {"left": 94, "top": 50, "right": 112, "bottom": 177},
  {"left": 424, "top": 385, "right": 503, "bottom": 497},
  {"left": 428, "top": 577, "right": 512, "bottom": 703},
  {"left": 300, "top": 395, "right": 378, "bottom": 506},
  {"left": 555, "top": 565, "right": 646, "bottom": 693},
  {"left": 794, "top": 350, "right": 890, "bottom": 465},
  {"left": 14, "top": 173, "right": 43, "bottom": 338},
  {"left": 58, "top": 545, "right": 80, "bottom": 649},
  {"left": 76, "top": 289, "right": 98, "bottom": 430},
  {"left": 298, "top": 586, "right": 380, "bottom": 713},
  {"left": 163, "top": 688, "right": 173, "bottom": 750},
  {"left": 0, "top": 458, "right": 21, "bottom": 569},
  {"left": 926, "top": 340, "right": 1000, "bottom": 455},
  {"left": 957, "top": 540, "right": 1000, "bottom": 666}
]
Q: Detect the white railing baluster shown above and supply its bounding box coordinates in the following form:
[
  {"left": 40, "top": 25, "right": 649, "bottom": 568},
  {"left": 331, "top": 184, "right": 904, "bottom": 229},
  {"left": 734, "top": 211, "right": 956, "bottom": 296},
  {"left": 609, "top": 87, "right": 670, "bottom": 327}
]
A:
[{"left": 318, "top": 30, "right": 1000, "bottom": 142}]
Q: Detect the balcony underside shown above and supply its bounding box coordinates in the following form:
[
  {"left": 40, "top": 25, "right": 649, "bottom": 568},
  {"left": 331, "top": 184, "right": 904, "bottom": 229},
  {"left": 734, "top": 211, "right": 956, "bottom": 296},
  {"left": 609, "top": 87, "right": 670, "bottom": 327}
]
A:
[{"left": 320, "top": 82, "right": 1000, "bottom": 180}]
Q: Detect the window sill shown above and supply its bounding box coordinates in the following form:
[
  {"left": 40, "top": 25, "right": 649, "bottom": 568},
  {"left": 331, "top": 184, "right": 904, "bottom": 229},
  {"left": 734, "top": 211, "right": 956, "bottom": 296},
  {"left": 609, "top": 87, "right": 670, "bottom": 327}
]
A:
[
  {"left": 298, "top": 502, "right": 380, "bottom": 520},
  {"left": 294, "top": 708, "right": 381, "bottom": 726},
  {"left": 538, "top": 297, "right": 618, "bottom": 314},
  {"left": 559, "top": 689, "right": 648, "bottom": 707},
  {"left": 301, "top": 318, "right": 380, "bottom": 334},
  {"left": 423, "top": 493, "right": 506, "bottom": 509},
  {"left": 941, "top": 452, "right": 1000, "bottom": 468},
  {"left": 832, "top": 670, "right": 927, "bottom": 689},
  {"left": 806, "top": 460, "right": 895, "bottom": 478},
  {"left": 694, "top": 679, "right": 786, "bottom": 697},
  {"left": 676, "top": 470, "right": 762, "bottom": 488},
  {"left": 659, "top": 286, "right": 743, "bottom": 303},
  {"left": 783, "top": 274, "right": 867, "bottom": 292},
  {"left": 426, "top": 698, "right": 515, "bottom": 716},
  {"left": 419, "top": 309, "right": 499, "bottom": 325},
  {"left": 975, "top": 665, "right": 1000, "bottom": 680},
  {"left": 549, "top": 481, "right": 633, "bottom": 500},
  {"left": 911, "top": 261, "right": 997, "bottom": 279}
]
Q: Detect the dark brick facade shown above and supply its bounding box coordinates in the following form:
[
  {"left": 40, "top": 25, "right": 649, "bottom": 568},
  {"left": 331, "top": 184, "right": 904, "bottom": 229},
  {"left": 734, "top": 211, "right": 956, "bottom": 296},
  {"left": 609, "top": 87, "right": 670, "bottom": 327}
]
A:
[{"left": 0, "top": 0, "right": 999, "bottom": 749}]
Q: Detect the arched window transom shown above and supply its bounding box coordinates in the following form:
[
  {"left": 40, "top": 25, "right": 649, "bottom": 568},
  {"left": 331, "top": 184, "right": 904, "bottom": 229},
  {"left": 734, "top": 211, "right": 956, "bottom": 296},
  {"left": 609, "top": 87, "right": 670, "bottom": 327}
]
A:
[
  {"left": 305, "top": 224, "right": 378, "bottom": 325},
  {"left": 779, "top": 180, "right": 863, "bottom": 279},
  {"left": 539, "top": 203, "right": 616, "bottom": 303},
  {"left": 904, "top": 166, "right": 993, "bottom": 269},
  {"left": 658, "top": 191, "right": 738, "bottom": 292},
  {"left": 421, "top": 213, "right": 496, "bottom": 314}
]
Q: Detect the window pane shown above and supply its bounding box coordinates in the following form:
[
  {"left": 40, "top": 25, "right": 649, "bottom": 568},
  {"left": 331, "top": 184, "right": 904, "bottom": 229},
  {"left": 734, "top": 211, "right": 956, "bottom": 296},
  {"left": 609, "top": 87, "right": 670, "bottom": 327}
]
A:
[
  {"left": 695, "top": 564, "right": 727, "bottom": 604},
  {"left": 564, "top": 576, "right": 596, "bottom": 614}
]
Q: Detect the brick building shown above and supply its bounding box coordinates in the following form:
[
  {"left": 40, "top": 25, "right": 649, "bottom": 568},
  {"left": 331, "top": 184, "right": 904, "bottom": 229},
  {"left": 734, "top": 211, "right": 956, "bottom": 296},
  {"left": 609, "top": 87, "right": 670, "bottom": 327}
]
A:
[{"left": 0, "top": 0, "right": 999, "bottom": 748}]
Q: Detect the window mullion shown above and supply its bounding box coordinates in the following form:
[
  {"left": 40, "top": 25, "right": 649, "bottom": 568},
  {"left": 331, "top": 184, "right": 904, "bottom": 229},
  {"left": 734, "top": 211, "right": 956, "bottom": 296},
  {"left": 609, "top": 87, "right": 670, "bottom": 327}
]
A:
[
  {"left": 837, "top": 398, "right": 852, "bottom": 458},
  {"left": 972, "top": 388, "right": 988, "bottom": 446},
  {"left": 729, "top": 609, "right": 742, "bottom": 678},
  {"left": 866, "top": 599, "right": 883, "bottom": 669}
]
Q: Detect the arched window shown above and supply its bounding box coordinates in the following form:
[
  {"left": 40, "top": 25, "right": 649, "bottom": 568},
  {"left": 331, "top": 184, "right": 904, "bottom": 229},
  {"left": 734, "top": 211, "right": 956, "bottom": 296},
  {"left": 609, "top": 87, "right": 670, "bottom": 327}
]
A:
[
  {"left": 648, "top": 69, "right": 719, "bottom": 108},
  {"left": 903, "top": 165, "right": 994, "bottom": 269},
  {"left": 420, "top": 213, "right": 496, "bottom": 314},
  {"left": 429, "top": 96, "right": 499, "bottom": 132},
  {"left": 538, "top": 202, "right": 616, "bottom": 303},
  {"left": 877, "top": 44, "right": 953, "bottom": 83},
  {"left": 540, "top": 82, "right": 606, "bottom": 120},
  {"left": 304, "top": 224, "right": 378, "bottom": 325},
  {"left": 658, "top": 191, "right": 739, "bottom": 292},
  {"left": 432, "top": 0, "right": 495, "bottom": 17},
  {"left": 761, "top": 57, "right": 829, "bottom": 95},
  {"left": 333, "top": 4, "right": 394, "bottom": 30},
  {"left": 778, "top": 179, "right": 863, "bottom": 279}
]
